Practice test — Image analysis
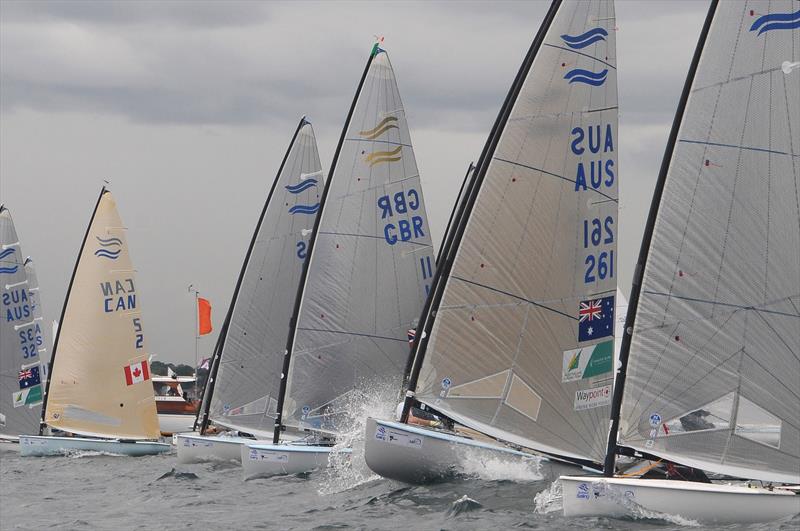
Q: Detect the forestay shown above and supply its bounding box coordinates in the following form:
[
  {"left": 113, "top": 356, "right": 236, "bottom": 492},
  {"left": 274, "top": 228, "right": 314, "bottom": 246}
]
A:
[
  {"left": 44, "top": 190, "right": 160, "bottom": 440},
  {"left": 413, "top": 0, "right": 619, "bottom": 464},
  {"left": 207, "top": 119, "right": 323, "bottom": 437},
  {"left": 617, "top": 1, "right": 799, "bottom": 484},
  {"left": 284, "top": 48, "right": 435, "bottom": 434},
  {"left": 0, "top": 206, "right": 44, "bottom": 436}
]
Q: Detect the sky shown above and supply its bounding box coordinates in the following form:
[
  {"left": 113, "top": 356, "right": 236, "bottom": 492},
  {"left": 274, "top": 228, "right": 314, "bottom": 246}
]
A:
[{"left": 0, "top": 0, "right": 710, "bottom": 365}]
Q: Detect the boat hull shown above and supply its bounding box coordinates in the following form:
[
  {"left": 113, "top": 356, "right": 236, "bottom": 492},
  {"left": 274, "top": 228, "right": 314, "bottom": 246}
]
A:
[
  {"left": 364, "top": 418, "right": 587, "bottom": 484},
  {"left": 175, "top": 433, "right": 259, "bottom": 464},
  {"left": 157, "top": 413, "right": 196, "bottom": 435},
  {"left": 560, "top": 476, "right": 800, "bottom": 524},
  {"left": 240, "top": 442, "right": 349, "bottom": 479},
  {"left": 18, "top": 435, "right": 170, "bottom": 457}
]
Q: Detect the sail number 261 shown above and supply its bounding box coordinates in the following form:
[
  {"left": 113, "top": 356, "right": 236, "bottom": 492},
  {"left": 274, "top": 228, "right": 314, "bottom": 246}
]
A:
[{"left": 583, "top": 216, "right": 614, "bottom": 283}]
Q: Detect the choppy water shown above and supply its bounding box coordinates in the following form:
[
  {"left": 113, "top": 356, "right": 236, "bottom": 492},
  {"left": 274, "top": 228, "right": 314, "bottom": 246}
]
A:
[{"left": 2, "top": 443, "right": 799, "bottom": 531}]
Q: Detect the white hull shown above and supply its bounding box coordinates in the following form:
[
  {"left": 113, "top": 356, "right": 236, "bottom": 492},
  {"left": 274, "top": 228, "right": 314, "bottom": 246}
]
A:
[
  {"left": 560, "top": 476, "right": 800, "bottom": 524},
  {"left": 241, "top": 442, "right": 350, "bottom": 479},
  {"left": 18, "top": 435, "right": 170, "bottom": 457},
  {"left": 364, "top": 418, "right": 592, "bottom": 484},
  {"left": 157, "top": 414, "right": 196, "bottom": 435},
  {"left": 175, "top": 433, "right": 262, "bottom": 464}
]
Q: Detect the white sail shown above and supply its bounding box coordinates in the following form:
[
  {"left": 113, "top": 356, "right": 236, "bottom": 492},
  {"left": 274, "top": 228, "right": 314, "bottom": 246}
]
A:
[
  {"left": 23, "top": 258, "right": 51, "bottom": 382},
  {"left": 411, "top": 0, "right": 618, "bottom": 464},
  {"left": 0, "top": 206, "right": 44, "bottom": 436},
  {"left": 44, "top": 189, "right": 160, "bottom": 440},
  {"left": 282, "top": 48, "right": 435, "bottom": 435},
  {"left": 205, "top": 119, "right": 323, "bottom": 437},
  {"left": 617, "top": 0, "right": 799, "bottom": 484}
]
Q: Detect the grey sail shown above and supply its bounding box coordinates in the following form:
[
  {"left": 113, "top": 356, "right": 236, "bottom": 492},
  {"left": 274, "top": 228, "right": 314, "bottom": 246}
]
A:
[
  {"left": 207, "top": 119, "right": 323, "bottom": 437},
  {"left": 283, "top": 48, "right": 435, "bottom": 435},
  {"left": 0, "top": 206, "right": 44, "bottom": 436},
  {"left": 412, "top": 0, "right": 619, "bottom": 464},
  {"left": 23, "top": 258, "right": 50, "bottom": 382},
  {"left": 617, "top": 0, "right": 799, "bottom": 484}
]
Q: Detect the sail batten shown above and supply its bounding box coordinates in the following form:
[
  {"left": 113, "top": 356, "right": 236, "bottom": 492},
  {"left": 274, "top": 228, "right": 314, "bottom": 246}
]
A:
[
  {"left": 614, "top": 0, "right": 799, "bottom": 483},
  {"left": 203, "top": 119, "right": 324, "bottom": 437},
  {"left": 408, "top": 0, "right": 619, "bottom": 465}
]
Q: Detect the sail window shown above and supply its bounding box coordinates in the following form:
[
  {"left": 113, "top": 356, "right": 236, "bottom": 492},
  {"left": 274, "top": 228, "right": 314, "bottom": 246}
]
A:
[
  {"left": 662, "top": 392, "right": 733, "bottom": 435},
  {"left": 448, "top": 370, "right": 509, "bottom": 399},
  {"left": 504, "top": 374, "right": 542, "bottom": 422},
  {"left": 734, "top": 396, "right": 781, "bottom": 450}
]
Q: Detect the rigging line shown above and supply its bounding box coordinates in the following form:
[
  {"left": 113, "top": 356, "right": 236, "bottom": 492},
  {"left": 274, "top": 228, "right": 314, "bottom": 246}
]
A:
[
  {"left": 317, "top": 231, "right": 431, "bottom": 247},
  {"left": 493, "top": 157, "right": 618, "bottom": 202},
  {"left": 345, "top": 138, "right": 412, "bottom": 148},
  {"left": 542, "top": 43, "right": 617, "bottom": 70},
  {"left": 642, "top": 291, "right": 800, "bottom": 318},
  {"left": 678, "top": 139, "right": 796, "bottom": 157},
  {"left": 450, "top": 275, "right": 576, "bottom": 321},
  {"left": 295, "top": 327, "right": 408, "bottom": 343}
]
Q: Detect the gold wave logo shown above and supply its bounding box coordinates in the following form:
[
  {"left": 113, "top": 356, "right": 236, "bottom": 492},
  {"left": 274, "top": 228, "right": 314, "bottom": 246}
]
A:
[
  {"left": 364, "top": 146, "right": 402, "bottom": 167},
  {"left": 359, "top": 116, "right": 399, "bottom": 140}
]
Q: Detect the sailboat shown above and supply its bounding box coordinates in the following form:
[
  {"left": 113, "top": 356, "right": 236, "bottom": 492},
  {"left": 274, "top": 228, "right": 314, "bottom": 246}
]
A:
[
  {"left": 560, "top": 0, "right": 800, "bottom": 524},
  {"left": 1, "top": 206, "right": 45, "bottom": 444},
  {"left": 365, "top": 0, "right": 620, "bottom": 483},
  {"left": 177, "top": 117, "right": 324, "bottom": 463},
  {"left": 241, "top": 44, "right": 435, "bottom": 479},
  {"left": 19, "top": 188, "right": 169, "bottom": 456}
]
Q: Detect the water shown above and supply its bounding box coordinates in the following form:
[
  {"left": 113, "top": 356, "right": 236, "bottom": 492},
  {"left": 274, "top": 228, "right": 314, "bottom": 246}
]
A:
[{"left": 2, "top": 444, "right": 798, "bottom": 530}]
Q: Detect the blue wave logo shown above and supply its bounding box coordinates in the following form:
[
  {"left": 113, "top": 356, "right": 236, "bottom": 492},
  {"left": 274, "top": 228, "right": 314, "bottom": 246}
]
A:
[
  {"left": 286, "top": 178, "right": 318, "bottom": 194},
  {"left": 288, "top": 203, "right": 320, "bottom": 215},
  {"left": 0, "top": 248, "right": 15, "bottom": 260},
  {"left": 564, "top": 68, "right": 608, "bottom": 86},
  {"left": 750, "top": 9, "right": 800, "bottom": 35},
  {"left": 0, "top": 247, "right": 18, "bottom": 274},
  {"left": 0, "top": 265, "right": 18, "bottom": 274},
  {"left": 94, "top": 236, "right": 122, "bottom": 260},
  {"left": 561, "top": 27, "right": 608, "bottom": 49}
]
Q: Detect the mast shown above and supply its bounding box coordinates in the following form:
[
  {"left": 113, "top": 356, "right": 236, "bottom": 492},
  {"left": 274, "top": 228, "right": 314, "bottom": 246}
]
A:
[
  {"left": 402, "top": 162, "right": 475, "bottom": 383},
  {"left": 602, "top": 0, "right": 719, "bottom": 477},
  {"left": 402, "top": 0, "right": 563, "bottom": 422},
  {"left": 273, "top": 50, "right": 377, "bottom": 444},
  {"left": 197, "top": 116, "right": 310, "bottom": 435},
  {"left": 38, "top": 187, "right": 107, "bottom": 435}
]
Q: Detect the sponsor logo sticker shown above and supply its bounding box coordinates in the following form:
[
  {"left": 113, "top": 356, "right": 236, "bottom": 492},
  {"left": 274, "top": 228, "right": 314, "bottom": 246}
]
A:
[
  {"left": 574, "top": 384, "right": 611, "bottom": 411},
  {"left": 562, "top": 340, "right": 613, "bottom": 382},
  {"left": 576, "top": 483, "right": 590, "bottom": 500}
]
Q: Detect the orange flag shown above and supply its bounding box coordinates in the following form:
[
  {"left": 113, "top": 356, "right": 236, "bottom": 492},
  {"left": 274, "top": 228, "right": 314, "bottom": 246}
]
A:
[{"left": 198, "top": 297, "right": 212, "bottom": 335}]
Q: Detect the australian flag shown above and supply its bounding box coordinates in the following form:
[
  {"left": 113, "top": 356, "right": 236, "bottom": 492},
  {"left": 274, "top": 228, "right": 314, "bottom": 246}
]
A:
[
  {"left": 578, "top": 296, "right": 614, "bottom": 342},
  {"left": 18, "top": 365, "right": 41, "bottom": 389}
]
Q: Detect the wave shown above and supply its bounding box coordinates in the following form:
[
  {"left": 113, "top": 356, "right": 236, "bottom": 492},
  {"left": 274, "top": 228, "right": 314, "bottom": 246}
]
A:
[
  {"left": 564, "top": 68, "right": 608, "bottom": 86},
  {"left": 94, "top": 249, "right": 121, "bottom": 260},
  {"left": 0, "top": 265, "right": 19, "bottom": 274},
  {"left": 0, "top": 248, "right": 15, "bottom": 260},
  {"left": 288, "top": 203, "right": 321, "bottom": 215},
  {"left": 560, "top": 27, "right": 608, "bottom": 49},
  {"left": 96, "top": 236, "right": 123, "bottom": 246},
  {"left": 368, "top": 156, "right": 402, "bottom": 167},
  {"left": 285, "top": 178, "right": 319, "bottom": 194},
  {"left": 750, "top": 9, "right": 800, "bottom": 35}
]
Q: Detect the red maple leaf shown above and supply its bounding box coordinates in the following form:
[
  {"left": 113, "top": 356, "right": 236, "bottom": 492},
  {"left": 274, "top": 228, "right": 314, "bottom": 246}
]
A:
[{"left": 132, "top": 367, "right": 141, "bottom": 378}]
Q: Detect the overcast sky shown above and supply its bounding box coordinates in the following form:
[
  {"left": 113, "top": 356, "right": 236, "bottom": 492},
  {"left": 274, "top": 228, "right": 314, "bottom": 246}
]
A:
[{"left": 0, "top": 0, "right": 710, "bottom": 365}]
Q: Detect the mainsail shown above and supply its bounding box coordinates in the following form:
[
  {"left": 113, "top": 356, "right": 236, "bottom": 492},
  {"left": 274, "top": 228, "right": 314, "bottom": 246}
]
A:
[
  {"left": 277, "top": 47, "right": 435, "bottom": 438},
  {"left": 24, "top": 258, "right": 51, "bottom": 381},
  {"left": 614, "top": 0, "right": 799, "bottom": 484},
  {"left": 42, "top": 189, "right": 160, "bottom": 440},
  {"left": 407, "top": 0, "right": 619, "bottom": 464},
  {"left": 202, "top": 118, "right": 324, "bottom": 437},
  {"left": 0, "top": 206, "right": 44, "bottom": 436}
]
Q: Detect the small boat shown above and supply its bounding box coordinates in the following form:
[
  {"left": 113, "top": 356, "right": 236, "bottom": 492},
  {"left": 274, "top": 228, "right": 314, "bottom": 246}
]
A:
[
  {"left": 153, "top": 374, "right": 199, "bottom": 435},
  {"left": 242, "top": 43, "right": 436, "bottom": 479},
  {"left": 177, "top": 117, "right": 325, "bottom": 463},
  {"left": 366, "top": 0, "right": 620, "bottom": 483},
  {"left": 561, "top": 0, "right": 800, "bottom": 524},
  {"left": 1, "top": 206, "right": 48, "bottom": 446},
  {"left": 19, "top": 188, "right": 169, "bottom": 456}
]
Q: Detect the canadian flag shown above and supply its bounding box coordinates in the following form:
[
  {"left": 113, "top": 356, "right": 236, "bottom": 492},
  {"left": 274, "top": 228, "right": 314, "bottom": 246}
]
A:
[{"left": 124, "top": 360, "right": 150, "bottom": 386}]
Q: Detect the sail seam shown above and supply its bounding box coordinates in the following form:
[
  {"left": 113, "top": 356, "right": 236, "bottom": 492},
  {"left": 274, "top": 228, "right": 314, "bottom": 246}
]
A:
[
  {"left": 542, "top": 43, "right": 617, "bottom": 69},
  {"left": 493, "top": 157, "right": 618, "bottom": 202}
]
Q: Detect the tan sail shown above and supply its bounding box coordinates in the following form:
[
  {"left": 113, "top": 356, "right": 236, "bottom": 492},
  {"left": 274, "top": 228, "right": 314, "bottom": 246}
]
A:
[{"left": 45, "top": 189, "right": 159, "bottom": 439}]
